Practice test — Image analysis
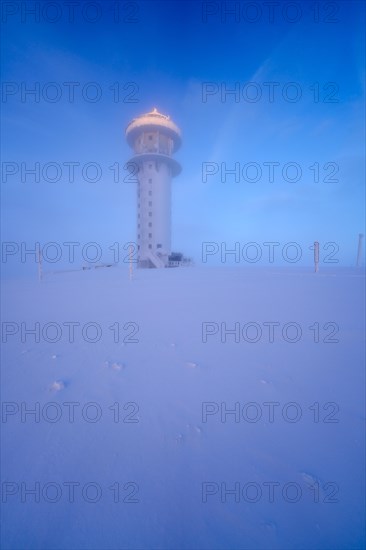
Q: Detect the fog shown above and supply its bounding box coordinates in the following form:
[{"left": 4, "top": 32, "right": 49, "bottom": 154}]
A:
[{"left": 1, "top": 1, "right": 365, "bottom": 549}]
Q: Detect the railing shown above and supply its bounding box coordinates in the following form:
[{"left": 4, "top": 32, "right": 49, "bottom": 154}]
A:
[{"left": 136, "top": 145, "right": 170, "bottom": 155}]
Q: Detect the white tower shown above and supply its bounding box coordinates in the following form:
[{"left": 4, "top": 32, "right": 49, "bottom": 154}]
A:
[{"left": 125, "top": 108, "right": 181, "bottom": 268}]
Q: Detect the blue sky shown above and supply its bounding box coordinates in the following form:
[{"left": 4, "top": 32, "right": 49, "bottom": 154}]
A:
[{"left": 1, "top": 0, "right": 365, "bottom": 274}]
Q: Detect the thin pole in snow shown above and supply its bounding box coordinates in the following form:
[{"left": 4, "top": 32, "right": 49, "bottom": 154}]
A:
[
  {"left": 37, "top": 244, "right": 43, "bottom": 282},
  {"left": 356, "top": 233, "right": 364, "bottom": 267},
  {"left": 314, "top": 241, "right": 319, "bottom": 273},
  {"left": 129, "top": 244, "right": 133, "bottom": 280}
]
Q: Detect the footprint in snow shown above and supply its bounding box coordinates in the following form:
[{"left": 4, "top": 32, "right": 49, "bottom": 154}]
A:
[
  {"left": 186, "top": 423, "right": 202, "bottom": 435},
  {"left": 300, "top": 472, "right": 326, "bottom": 498},
  {"left": 49, "top": 380, "right": 65, "bottom": 392},
  {"left": 175, "top": 433, "right": 184, "bottom": 445},
  {"left": 260, "top": 521, "right": 278, "bottom": 536},
  {"left": 300, "top": 471, "right": 321, "bottom": 486},
  {"left": 103, "top": 361, "right": 125, "bottom": 371},
  {"left": 174, "top": 424, "right": 203, "bottom": 445},
  {"left": 260, "top": 521, "right": 277, "bottom": 535}
]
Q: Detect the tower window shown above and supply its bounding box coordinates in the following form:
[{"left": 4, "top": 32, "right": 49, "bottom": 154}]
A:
[
  {"left": 148, "top": 222, "right": 152, "bottom": 227},
  {"left": 148, "top": 190, "right": 152, "bottom": 196},
  {"left": 148, "top": 135, "right": 153, "bottom": 140},
  {"left": 157, "top": 244, "right": 162, "bottom": 249},
  {"left": 149, "top": 212, "right": 152, "bottom": 217},
  {"left": 148, "top": 201, "right": 152, "bottom": 207},
  {"left": 148, "top": 244, "right": 152, "bottom": 249},
  {"left": 148, "top": 178, "right": 152, "bottom": 184},
  {"left": 149, "top": 233, "right": 152, "bottom": 238},
  {"left": 149, "top": 164, "right": 152, "bottom": 168}
]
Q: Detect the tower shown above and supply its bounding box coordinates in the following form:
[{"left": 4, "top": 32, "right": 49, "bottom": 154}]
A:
[{"left": 125, "top": 108, "right": 182, "bottom": 268}]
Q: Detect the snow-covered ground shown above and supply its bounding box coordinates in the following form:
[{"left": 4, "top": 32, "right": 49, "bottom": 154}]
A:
[{"left": 1, "top": 266, "right": 365, "bottom": 549}]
